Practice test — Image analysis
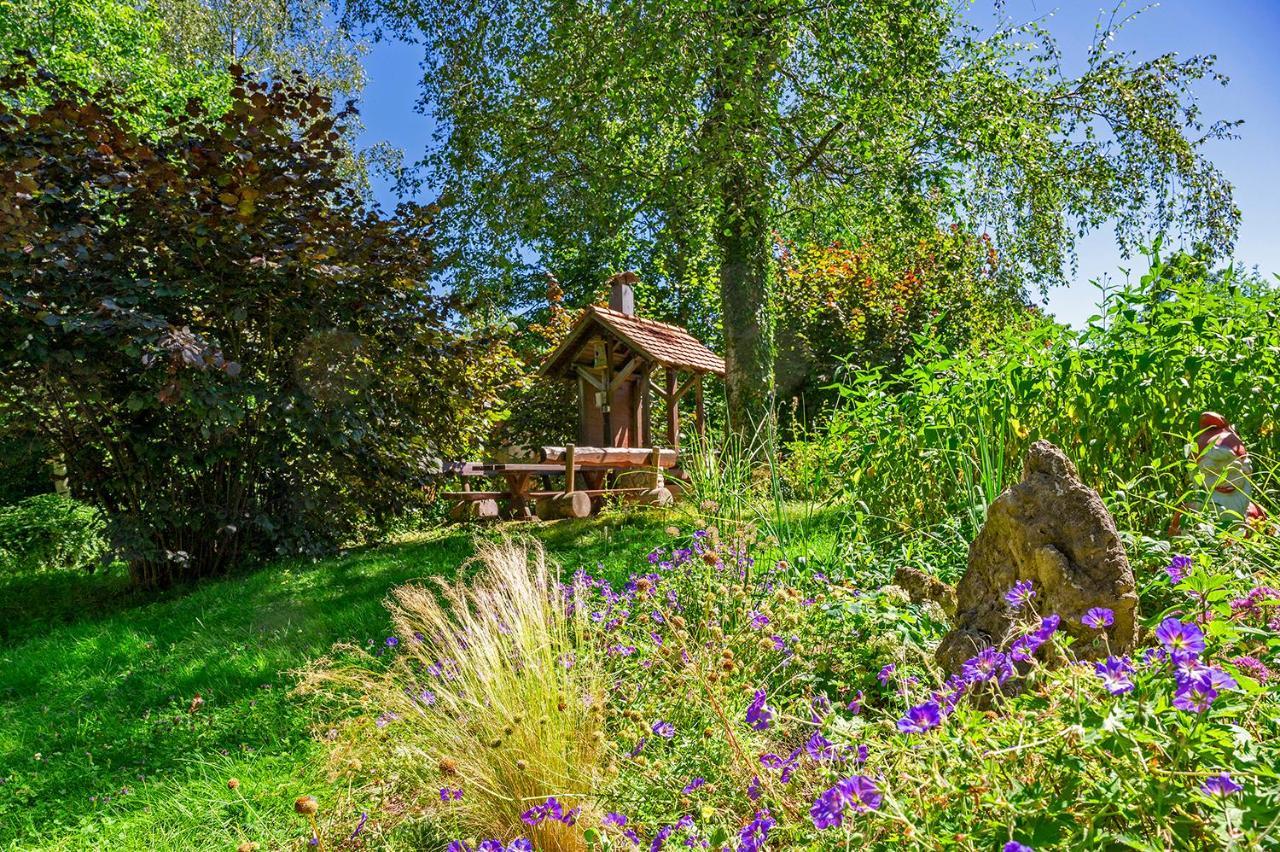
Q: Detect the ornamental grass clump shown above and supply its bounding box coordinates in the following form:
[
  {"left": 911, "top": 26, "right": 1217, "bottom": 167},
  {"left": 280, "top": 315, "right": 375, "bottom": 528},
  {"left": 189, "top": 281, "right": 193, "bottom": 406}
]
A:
[{"left": 301, "top": 537, "right": 605, "bottom": 851}]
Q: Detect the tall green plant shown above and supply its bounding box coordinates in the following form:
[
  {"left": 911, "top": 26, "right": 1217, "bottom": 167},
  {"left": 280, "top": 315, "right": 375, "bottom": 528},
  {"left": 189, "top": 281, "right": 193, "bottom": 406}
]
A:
[{"left": 801, "top": 249, "right": 1280, "bottom": 545}]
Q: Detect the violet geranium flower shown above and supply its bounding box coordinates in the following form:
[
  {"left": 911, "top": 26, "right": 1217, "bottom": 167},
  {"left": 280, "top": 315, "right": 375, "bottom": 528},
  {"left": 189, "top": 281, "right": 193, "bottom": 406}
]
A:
[
  {"left": 1201, "top": 773, "right": 1243, "bottom": 797},
  {"left": 745, "top": 689, "right": 773, "bottom": 731},
  {"left": 897, "top": 700, "right": 942, "bottom": 734},
  {"left": 1093, "top": 656, "right": 1134, "bottom": 695},
  {"left": 1081, "top": 607, "right": 1114, "bottom": 629}
]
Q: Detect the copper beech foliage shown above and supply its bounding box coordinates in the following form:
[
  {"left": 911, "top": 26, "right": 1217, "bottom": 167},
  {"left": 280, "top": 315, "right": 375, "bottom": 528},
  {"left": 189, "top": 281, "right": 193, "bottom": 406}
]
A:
[{"left": 0, "top": 60, "right": 520, "bottom": 587}]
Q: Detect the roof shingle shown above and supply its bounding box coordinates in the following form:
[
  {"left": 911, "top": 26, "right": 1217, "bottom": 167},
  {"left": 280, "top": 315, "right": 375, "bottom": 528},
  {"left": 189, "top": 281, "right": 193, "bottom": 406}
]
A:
[{"left": 541, "top": 305, "right": 725, "bottom": 377}]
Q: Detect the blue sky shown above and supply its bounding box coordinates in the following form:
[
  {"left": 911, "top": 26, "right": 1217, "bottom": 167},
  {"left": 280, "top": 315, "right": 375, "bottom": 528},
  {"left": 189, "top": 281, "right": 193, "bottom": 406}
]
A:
[{"left": 354, "top": 1, "right": 1280, "bottom": 327}]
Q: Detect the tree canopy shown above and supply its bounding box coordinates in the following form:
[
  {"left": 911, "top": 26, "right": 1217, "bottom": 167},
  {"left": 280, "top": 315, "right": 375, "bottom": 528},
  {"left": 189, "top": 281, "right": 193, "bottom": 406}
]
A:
[
  {"left": 0, "top": 58, "right": 516, "bottom": 586},
  {"left": 348, "top": 0, "right": 1238, "bottom": 430}
]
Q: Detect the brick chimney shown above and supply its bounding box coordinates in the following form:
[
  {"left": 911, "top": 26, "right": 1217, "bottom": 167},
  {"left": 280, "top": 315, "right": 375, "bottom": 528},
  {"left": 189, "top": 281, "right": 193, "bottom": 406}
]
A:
[{"left": 607, "top": 271, "right": 637, "bottom": 315}]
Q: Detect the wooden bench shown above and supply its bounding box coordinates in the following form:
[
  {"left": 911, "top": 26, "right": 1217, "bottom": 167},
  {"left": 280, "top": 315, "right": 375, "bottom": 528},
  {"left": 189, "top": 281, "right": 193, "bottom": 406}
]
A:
[{"left": 439, "top": 444, "right": 673, "bottom": 520}]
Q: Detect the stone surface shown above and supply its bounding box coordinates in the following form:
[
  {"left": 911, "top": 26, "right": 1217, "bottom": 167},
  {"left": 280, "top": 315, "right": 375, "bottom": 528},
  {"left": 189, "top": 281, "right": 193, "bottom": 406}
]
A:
[
  {"left": 935, "top": 440, "right": 1138, "bottom": 674},
  {"left": 893, "top": 566, "right": 956, "bottom": 617}
]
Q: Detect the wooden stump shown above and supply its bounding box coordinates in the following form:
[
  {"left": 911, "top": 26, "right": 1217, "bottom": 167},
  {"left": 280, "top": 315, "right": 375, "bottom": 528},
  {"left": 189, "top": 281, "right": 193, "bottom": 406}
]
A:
[
  {"left": 537, "top": 491, "right": 592, "bottom": 520},
  {"left": 449, "top": 499, "right": 500, "bottom": 522},
  {"left": 628, "top": 486, "right": 673, "bottom": 508}
]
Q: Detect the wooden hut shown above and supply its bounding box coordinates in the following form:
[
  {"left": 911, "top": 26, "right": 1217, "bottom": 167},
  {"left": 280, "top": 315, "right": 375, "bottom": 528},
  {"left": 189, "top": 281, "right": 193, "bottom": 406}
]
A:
[{"left": 539, "top": 272, "right": 725, "bottom": 449}]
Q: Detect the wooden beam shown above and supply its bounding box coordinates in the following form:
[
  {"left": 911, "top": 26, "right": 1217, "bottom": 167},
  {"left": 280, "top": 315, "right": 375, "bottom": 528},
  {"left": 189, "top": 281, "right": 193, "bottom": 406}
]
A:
[
  {"left": 599, "top": 339, "right": 613, "bottom": 441},
  {"left": 576, "top": 365, "right": 604, "bottom": 391},
  {"left": 695, "top": 373, "right": 706, "bottom": 438},
  {"left": 609, "top": 355, "right": 643, "bottom": 391},
  {"left": 671, "top": 373, "right": 698, "bottom": 405},
  {"left": 564, "top": 444, "right": 576, "bottom": 493},
  {"left": 666, "top": 367, "right": 679, "bottom": 449},
  {"left": 634, "top": 365, "right": 649, "bottom": 446},
  {"left": 577, "top": 373, "right": 588, "bottom": 445}
]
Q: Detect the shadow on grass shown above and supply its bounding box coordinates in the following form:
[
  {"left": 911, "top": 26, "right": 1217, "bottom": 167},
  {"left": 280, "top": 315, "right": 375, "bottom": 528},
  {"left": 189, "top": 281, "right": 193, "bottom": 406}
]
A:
[{"left": 0, "top": 514, "right": 681, "bottom": 848}]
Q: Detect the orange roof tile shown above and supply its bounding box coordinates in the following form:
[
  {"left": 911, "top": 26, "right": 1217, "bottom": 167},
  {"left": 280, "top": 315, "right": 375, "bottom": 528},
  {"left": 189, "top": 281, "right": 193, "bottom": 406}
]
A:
[{"left": 540, "top": 305, "right": 725, "bottom": 377}]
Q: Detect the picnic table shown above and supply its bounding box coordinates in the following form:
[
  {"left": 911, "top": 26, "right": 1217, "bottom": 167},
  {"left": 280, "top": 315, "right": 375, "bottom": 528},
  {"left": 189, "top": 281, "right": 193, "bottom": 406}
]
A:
[{"left": 439, "top": 446, "right": 677, "bottom": 520}]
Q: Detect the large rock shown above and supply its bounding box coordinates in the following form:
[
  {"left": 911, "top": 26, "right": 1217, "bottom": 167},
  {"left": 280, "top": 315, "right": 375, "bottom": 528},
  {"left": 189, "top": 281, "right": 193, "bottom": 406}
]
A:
[{"left": 936, "top": 440, "right": 1138, "bottom": 674}]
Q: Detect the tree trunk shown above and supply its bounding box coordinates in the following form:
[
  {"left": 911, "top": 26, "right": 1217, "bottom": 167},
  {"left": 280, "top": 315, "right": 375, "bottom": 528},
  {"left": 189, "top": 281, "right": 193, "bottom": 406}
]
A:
[
  {"left": 711, "top": 5, "right": 778, "bottom": 437},
  {"left": 716, "top": 151, "right": 775, "bottom": 435}
]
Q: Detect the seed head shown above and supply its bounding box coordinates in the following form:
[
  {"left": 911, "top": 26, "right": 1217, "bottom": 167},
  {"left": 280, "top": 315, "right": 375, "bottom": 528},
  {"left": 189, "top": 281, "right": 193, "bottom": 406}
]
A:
[
  {"left": 294, "top": 795, "right": 319, "bottom": 816},
  {"left": 227, "top": 778, "right": 240, "bottom": 790}
]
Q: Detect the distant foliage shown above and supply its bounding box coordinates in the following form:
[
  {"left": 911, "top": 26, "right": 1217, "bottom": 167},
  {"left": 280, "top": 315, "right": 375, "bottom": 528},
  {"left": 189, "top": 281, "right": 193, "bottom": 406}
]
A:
[
  {"left": 0, "top": 60, "right": 519, "bottom": 587},
  {"left": 0, "top": 494, "right": 105, "bottom": 574},
  {"left": 487, "top": 277, "right": 577, "bottom": 456},
  {"left": 775, "top": 228, "right": 1023, "bottom": 414},
  {"left": 0, "top": 0, "right": 231, "bottom": 130},
  {"left": 792, "top": 248, "right": 1280, "bottom": 543}
]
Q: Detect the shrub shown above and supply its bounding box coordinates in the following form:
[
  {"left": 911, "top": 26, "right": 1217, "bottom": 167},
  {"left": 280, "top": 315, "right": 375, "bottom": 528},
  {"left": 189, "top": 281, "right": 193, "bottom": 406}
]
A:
[
  {"left": 0, "top": 59, "right": 520, "bottom": 587},
  {"left": 301, "top": 538, "right": 606, "bottom": 851},
  {"left": 0, "top": 493, "right": 105, "bottom": 574},
  {"left": 789, "top": 248, "right": 1280, "bottom": 550},
  {"left": 774, "top": 228, "right": 1024, "bottom": 417}
]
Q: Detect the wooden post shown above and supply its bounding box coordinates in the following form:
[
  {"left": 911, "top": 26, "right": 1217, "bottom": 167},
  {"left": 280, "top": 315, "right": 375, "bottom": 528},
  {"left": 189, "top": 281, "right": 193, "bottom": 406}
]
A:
[
  {"left": 637, "top": 366, "right": 652, "bottom": 446},
  {"left": 576, "top": 373, "right": 588, "bottom": 445},
  {"left": 694, "top": 372, "right": 706, "bottom": 439},
  {"left": 599, "top": 339, "right": 613, "bottom": 445},
  {"left": 666, "top": 367, "right": 679, "bottom": 449},
  {"left": 565, "top": 444, "right": 576, "bottom": 493},
  {"left": 650, "top": 446, "right": 663, "bottom": 488}
]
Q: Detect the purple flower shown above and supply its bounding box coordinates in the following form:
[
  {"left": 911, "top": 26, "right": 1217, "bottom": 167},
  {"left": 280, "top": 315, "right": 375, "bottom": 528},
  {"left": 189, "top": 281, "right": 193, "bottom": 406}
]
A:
[
  {"left": 681, "top": 777, "right": 705, "bottom": 794},
  {"left": 1009, "top": 632, "right": 1045, "bottom": 663},
  {"left": 1172, "top": 678, "right": 1219, "bottom": 713},
  {"left": 1201, "top": 773, "right": 1243, "bottom": 797},
  {"left": 1035, "top": 614, "right": 1061, "bottom": 638},
  {"left": 652, "top": 720, "right": 675, "bottom": 739},
  {"left": 385, "top": 636, "right": 399, "bottom": 647},
  {"left": 746, "top": 775, "right": 761, "bottom": 800},
  {"left": 877, "top": 663, "right": 896, "bottom": 684},
  {"left": 805, "top": 730, "right": 838, "bottom": 761},
  {"left": 1081, "top": 608, "right": 1114, "bottom": 629},
  {"left": 1093, "top": 656, "right": 1134, "bottom": 695},
  {"left": 810, "top": 776, "right": 881, "bottom": 829},
  {"left": 1231, "top": 655, "right": 1274, "bottom": 683},
  {"left": 604, "top": 811, "right": 628, "bottom": 827},
  {"left": 439, "top": 787, "right": 463, "bottom": 802},
  {"left": 745, "top": 690, "right": 773, "bottom": 731},
  {"left": 760, "top": 747, "right": 802, "bottom": 782},
  {"left": 1155, "top": 617, "right": 1205, "bottom": 660},
  {"left": 1004, "top": 843, "right": 1034, "bottom": 852},
  {"left": 961, "top": 647, "right": 1013, "bottom": 685},
  {"left": 520, "top": 797, "right": 578, "bottom": 827},
  {"left": 1004, "top": 580, "right": 1035, "bottom": 608},
  {"left": 749, "top": 610, "right": 770, "bottom": 630},
  {"left": 897, "top": 700, "right": 942, "bottom": 734},
  {"left": 737, "top": 809, "right": 775, "bottom": 852},
  {"left": 1166, "top": 554, "right": 1192, "bottom": 584}
]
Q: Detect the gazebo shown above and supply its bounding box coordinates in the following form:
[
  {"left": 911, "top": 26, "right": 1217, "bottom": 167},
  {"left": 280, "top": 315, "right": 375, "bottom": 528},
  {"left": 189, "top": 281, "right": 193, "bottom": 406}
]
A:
[
  {"left": 539, "top": 272, "right": 725, "bottom": 449},
  {"left": 441, "top": 272, "right": 724, "bottom": 521}
]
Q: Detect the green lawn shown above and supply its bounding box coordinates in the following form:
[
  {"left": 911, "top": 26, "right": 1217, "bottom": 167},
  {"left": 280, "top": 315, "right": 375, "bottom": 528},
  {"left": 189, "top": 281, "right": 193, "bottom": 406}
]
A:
[{"left": 0, "top": 514, "right": 673, "bottom": 851}]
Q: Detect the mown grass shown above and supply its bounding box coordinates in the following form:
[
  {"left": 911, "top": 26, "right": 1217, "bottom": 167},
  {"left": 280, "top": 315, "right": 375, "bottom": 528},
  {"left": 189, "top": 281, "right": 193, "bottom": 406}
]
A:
[{"left": 0, "top": 511, "right": 673, "bottom": 851}]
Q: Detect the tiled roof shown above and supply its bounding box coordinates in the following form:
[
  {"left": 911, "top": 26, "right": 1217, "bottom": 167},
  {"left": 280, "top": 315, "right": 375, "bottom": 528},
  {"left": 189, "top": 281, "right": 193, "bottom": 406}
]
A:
[{"left": 541, "top": 305, "right": 726, "bottom": 377}]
